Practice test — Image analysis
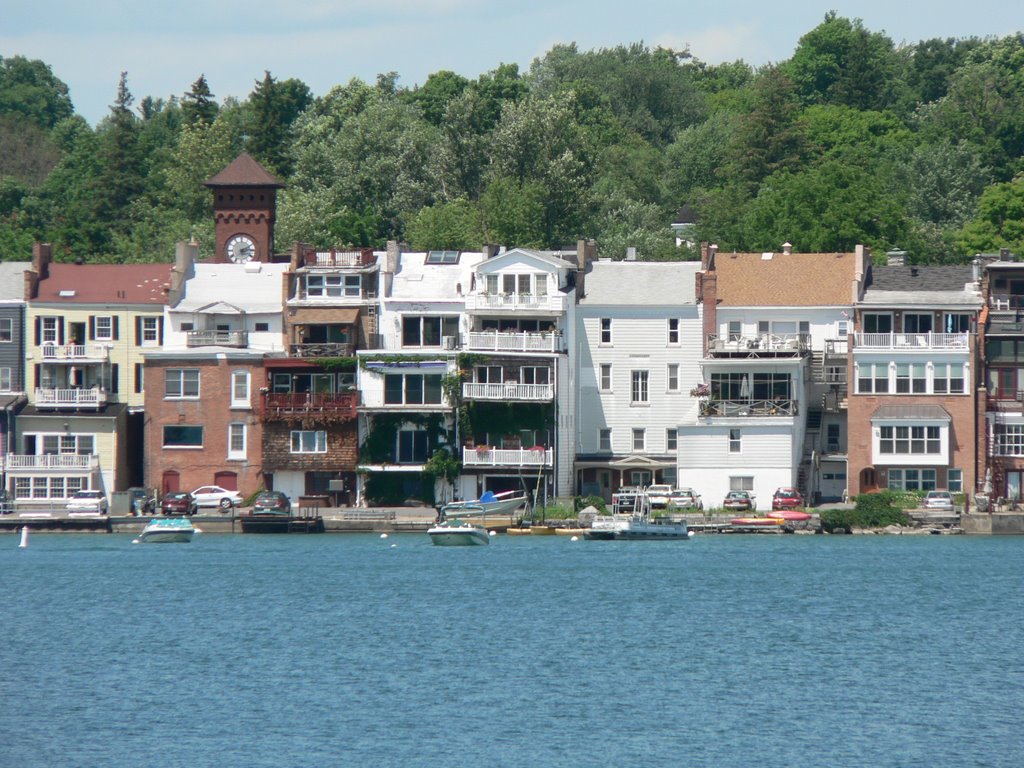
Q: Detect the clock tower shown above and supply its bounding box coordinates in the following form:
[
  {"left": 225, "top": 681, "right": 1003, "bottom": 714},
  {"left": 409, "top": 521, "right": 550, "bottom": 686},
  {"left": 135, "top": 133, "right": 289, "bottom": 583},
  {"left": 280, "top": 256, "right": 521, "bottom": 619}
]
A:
[{"left": 205, "top": 152, "right": 284, "bottom": 263}]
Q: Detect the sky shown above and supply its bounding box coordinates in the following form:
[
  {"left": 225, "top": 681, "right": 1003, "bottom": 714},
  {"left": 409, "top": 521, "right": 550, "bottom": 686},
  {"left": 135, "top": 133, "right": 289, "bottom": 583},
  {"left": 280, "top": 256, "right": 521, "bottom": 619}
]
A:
[{"left": 3, "top": 1, "right": 1022, "bottom": 126}]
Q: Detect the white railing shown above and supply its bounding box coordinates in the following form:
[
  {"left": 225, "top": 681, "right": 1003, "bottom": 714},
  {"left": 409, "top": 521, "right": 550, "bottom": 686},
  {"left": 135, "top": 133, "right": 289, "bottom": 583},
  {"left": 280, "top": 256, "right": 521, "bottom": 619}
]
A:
[
  {"left": 854, "top": 332, "right": 968, "bottom": 349},
  {"left": 465, "top": 331, "right": 560, "bottom": 353},
  {"left": 186, "top": 330, "right": 248, "bottom": 347},
  {"left": 376, "top": 334, "right": 459, "bottom": 352},
  {"left": 40, "top": 344, "right": 109, "bottom": 361},
  {"left": 462, "top": 446, "right": 553, "bottom": 467},
  {"left": 5, "top": 454, "right": 97, "bottom": 470},
  {"left": 461, "top": 382, "right": 555, "bottom": 401},
  {"left": 34, "top": 388, "right": 106, "bottom": 408},
  {"left": 465, "top": 293, "right": 565, "bottom": 312}
]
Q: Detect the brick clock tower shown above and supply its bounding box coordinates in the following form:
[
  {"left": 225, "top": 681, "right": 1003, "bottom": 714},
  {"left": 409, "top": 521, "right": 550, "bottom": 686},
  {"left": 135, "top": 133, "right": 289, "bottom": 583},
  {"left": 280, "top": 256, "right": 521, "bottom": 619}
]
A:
[{"left": 204, "top": 152, "right": 284, "bottom": 263}]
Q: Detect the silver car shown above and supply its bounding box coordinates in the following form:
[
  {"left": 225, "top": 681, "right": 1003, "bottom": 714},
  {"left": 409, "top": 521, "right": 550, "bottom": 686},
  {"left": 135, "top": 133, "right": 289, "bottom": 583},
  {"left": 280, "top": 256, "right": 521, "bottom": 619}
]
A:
[{"left": 923, "top": 490, "right": 954, "bottom": 511}]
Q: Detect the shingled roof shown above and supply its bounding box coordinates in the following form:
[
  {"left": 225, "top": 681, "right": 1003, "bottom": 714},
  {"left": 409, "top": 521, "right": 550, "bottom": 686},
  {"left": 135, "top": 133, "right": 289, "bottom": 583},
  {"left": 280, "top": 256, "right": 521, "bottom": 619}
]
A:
[
  {"left": 712, "top": 251, "right": 857, "bottom": 306},
  {"left": 34, "top": 263, "right": 173, "bottom": 305},
  {"left": 866, "top": 264, "right": 973, "bottom": 292},
  {"left": 205, "top": 152, "right": 284, "bottom": 188}
]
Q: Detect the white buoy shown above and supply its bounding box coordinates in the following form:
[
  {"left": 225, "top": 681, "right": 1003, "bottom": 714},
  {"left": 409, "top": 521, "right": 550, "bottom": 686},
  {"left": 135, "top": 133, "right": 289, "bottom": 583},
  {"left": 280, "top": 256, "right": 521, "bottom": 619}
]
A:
[
  {"left": 19, "top": 525, "right": 29, "bottom": 548},
  {"left": 390, "top": 543, "right": 397, "bottom": 548},
  {"left": 570, "top": 535, "right": 579, "bottom": 542},
  {"left": 380, "top": 533, "right": 388, "bottom": 539},
  {"left": 488, "top": 530, "right": 496, "bottom": 537},
  {"left": 687, "top": 530, "right": 695, "bottom": 538}
]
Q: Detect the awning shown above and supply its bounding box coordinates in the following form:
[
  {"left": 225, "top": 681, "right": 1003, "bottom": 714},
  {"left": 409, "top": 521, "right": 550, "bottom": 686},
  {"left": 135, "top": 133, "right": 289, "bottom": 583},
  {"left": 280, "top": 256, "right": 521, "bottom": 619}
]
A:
[
  {"left": 576, "top": 454, "right": 675, "bottom": 470},
  {"left": 289, "top": 307, "right": 360, "bottom": 325},
  {"left": 870, "top": 404, "right": 951, "bottom": 422}
]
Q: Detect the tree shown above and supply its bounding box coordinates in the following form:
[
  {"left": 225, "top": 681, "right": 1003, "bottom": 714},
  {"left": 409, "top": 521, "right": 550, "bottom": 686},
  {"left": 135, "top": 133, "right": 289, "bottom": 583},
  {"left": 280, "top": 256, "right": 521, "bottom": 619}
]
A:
[
  {"left": 956, "top": 176, "right": 1024, "bottom": 255},
  {"left": 403, "top": 70, "right": 469, "bottom": 126},
  {"left": 246, "top": 71, "right": 312, "bottom": 176},
  {"left": 479, "top": 177, "right": 546, "bottom": 247},
  {"left": 182, "top": 74, "right": 218, "bottom": 126},
  {"left": 406, "top": 198, "right": 483, "bottom": 250},
  {"left": 0, "top": 55, "right": 73, "bottom": 129}
]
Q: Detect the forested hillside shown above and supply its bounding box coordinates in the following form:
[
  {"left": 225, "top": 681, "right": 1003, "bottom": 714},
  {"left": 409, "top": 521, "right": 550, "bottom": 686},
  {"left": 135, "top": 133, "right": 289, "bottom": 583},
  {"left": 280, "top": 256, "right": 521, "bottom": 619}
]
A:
[{"left": 1, "top": 13, "right": 1022, "bottom": 264}]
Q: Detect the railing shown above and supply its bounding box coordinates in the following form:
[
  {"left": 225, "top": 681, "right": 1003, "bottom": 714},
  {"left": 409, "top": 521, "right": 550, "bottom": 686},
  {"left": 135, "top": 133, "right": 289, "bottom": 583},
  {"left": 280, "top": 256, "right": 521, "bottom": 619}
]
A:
[
  {"left": 262, "top": 391, "right": 358, "bottom": 419},
  {"left": 304, "top": 249, "right": 375, "bottom": 268},
  {"left": 706, "top": 334, "right": 807, "bottom": 354},
  {"left": 700, "top": 398, "right": 798, "bottom": 417},
  {"left": 462, "top": 382, "right": 555, "bottom": 401},
  {"left": 853, "top": 332, "right": 968, "bottom": 349},
  {"left": 376, "top": 334, "right": 458, "bottom": 352},
  {"left": 40, "top": 344, "right": 109, "bottom": 361},
  {"left": 186, "top": 330, "right": 248, "bottom": 348},
  {"left": 289, "top": 342, "right": 355, "bottom": 358},
  {"left": 465, "top": 293, "right": 566, "bottom": 312},
  {"left": 5, "top": 454, "right": 98, "bottom": 470},
  {"left": 465, "top": 331, "right": 561, "bottom": 353},
  {"left": 294, "top": 289, "right": 376, "bottom": 302},
  {"left": 462, "top": 446, "right": 553, "bottom": 467},
  {"left": 34, "top": 388, "right": 106, "bottom": 409}
]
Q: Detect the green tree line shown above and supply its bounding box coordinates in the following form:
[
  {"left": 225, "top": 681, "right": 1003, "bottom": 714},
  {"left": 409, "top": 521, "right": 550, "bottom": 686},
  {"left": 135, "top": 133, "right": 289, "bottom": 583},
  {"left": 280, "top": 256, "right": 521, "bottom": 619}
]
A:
[{"left": 1, "top": 13, "right": 1023, "bottom": 264}]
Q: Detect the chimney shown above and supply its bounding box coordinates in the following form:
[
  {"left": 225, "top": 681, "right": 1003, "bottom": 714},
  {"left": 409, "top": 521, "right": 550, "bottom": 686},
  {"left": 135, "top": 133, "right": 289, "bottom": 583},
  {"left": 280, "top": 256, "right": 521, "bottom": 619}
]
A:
[
  {"left": 701, "top": 243, "right": 718, "bottom": 271},
  {"left": 701, "top": 271, "right": 717, "bottom": 355},
  {"left": 625, "top": 246, "right": 637, "bottom": 261},
  {"left": 482, "top": 244, "right": 499, "bottom": 259},
  {"left": 383, "top": 240, "right": 401, "bottom": 298},
  {"left": 886, "top": 250, "right": 907, "bottom": 266},
  {"left": 1000, "top": 248, "right": 1012, "bottom": 261},
  {"left": 290, "top": 243, "right": 306, "bottom": 271},
  {"left": 782, "top": 242, "right": 792, "bottom": 255},
  {"left": 575, "top": 239, "right": 596, "bottom": 300},
  {"left": 32, "top": 242, "right": 52, "bottom": 280},
  {"left": 168, "top": 241, "right": 198, "bottom": 305}
]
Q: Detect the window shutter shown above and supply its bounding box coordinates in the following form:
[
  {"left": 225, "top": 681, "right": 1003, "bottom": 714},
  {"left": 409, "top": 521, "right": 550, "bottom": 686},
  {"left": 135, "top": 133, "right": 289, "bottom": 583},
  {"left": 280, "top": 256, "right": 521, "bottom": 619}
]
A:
[
  {"left": 33, "top": 364, "right": 39, "bottom": 390},
  {"left": 110, "top": 363, "right": 119, "bottom": 394},
  {"left": 158, "top": 317, "right": 164, "bottom": 345},
  {"left": 34, "top": 317, "right": 40, "bottom": 346},
  {"left": 57, "top": 318, "right": 64, "bottom": 345},
  {"left": 88, "top": 316, "right": 95, "bottom": 340},
  {"left": 135, "top": 316, "right": 141, "bottom": 345},
  {"left": 112, "top": 316, "right": 119, "bottom": 340},
  {"left": 134, "top": 363, "right": 143, "bottom": 393}
]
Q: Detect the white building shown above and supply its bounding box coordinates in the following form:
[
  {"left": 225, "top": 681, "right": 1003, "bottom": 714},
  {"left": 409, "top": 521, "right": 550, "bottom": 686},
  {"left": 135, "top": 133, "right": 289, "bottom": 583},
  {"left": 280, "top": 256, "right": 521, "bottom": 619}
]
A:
[{"left": 575, "top": 258, "right": 703, "bottom": 501}]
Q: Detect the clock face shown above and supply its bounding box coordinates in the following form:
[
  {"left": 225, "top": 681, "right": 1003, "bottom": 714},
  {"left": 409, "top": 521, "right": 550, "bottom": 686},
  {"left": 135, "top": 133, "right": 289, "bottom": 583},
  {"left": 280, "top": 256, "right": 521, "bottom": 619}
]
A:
[{"left": 226, "top": 234, "right": 256, "bottom": 263}]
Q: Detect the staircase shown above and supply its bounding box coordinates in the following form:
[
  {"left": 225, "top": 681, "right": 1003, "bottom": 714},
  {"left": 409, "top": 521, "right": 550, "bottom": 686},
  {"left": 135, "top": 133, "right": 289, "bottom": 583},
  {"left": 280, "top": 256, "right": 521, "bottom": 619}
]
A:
[{"left": 798, "top": 410, "right": 823, "bottom": 499}]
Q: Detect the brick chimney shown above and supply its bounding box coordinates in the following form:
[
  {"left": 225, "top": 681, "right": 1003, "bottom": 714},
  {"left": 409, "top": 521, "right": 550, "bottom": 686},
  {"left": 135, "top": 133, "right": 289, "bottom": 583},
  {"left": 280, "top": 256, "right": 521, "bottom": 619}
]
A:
[
  {"left": 25, "top": 242, "right": 52, "bottom": 300},
  {"left": 575, "top": 238, "right": 596, "bottom": 300}
]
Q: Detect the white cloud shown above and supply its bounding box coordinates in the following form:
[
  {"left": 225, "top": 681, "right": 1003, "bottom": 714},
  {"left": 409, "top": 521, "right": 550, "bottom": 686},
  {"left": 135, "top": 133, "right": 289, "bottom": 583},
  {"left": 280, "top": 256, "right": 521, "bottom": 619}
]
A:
[{"left": 654, "top": 24, "right": 776, "bottom": 65}]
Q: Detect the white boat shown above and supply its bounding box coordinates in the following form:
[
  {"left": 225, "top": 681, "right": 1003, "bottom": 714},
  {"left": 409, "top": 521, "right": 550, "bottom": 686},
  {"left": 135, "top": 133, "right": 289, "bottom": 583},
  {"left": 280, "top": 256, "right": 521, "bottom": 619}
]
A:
[
  {"left": 584, "top": 487, "right": 689, "bottom": 541},
  {"left": 440, "top": 490, "right": 528, "bottom": 517},
  {"left": 427, "top": 519, "right": 491, "bottom": 546},
  {"left": 135, "top": 517, "right": 199, "bottom": 543}
]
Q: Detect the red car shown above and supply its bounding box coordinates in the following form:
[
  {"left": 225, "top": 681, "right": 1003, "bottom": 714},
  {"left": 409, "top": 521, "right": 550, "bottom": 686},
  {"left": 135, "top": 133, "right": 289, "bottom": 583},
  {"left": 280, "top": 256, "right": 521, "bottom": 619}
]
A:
[
  {"left": 772, "top": 487, "right": 804, "bottom": 511},
  {"left": 161, "top": 492, "right": 198, "bottom": 516}
]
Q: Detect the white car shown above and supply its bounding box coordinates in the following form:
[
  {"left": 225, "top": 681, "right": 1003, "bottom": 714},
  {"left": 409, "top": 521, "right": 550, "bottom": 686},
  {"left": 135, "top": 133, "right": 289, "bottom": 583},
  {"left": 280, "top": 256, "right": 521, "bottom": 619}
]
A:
[
  {"left": 66, "top": 489, "right": 108, "bottom": 516},
  {"left": 646, "top": 484, "right": 674, "bottom": 509},
  {"left": 923, "top": 490, "right": 955, "bottom": 512},
  {"left": 669, "top": 488, "right": 703, "bottom": 510},
  {"left": 191, "top": 485, "right": 243, "bottom": 511}
]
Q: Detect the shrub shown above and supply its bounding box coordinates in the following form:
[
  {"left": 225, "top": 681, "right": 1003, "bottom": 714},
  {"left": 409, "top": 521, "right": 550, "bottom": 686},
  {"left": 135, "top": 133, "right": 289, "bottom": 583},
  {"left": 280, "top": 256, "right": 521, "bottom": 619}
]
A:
[
  {"left": 574, "top": 494, "right": 608, "bottom": 513},
  {"left": 821, "top": 490, "right": 910, "bottom": 532}
]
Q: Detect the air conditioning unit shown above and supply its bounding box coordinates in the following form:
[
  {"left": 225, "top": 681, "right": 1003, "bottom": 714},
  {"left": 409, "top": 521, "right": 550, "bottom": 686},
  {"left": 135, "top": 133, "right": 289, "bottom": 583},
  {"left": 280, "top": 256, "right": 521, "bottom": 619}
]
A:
[
  {"left": 443, "top": 335, "right": 458, "bottom": 350},
  {"left": 1016, "top": 390, "right": 1024, "bottom": 402}
]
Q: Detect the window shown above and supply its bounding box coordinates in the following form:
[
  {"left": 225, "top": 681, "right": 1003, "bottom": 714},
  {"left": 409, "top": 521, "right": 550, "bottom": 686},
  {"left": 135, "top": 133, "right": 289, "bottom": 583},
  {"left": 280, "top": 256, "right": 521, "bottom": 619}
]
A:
[
  {"left": 397, "top": 430, "right": 429, "bottom": 463},
  {"left": 485, "top": 274, "right": 499, "bottom": 295},
  {"left": 903, "top": 313, "right": 932, "bottom": 333},
  {"left": 729, "top": 428, "right": 741, "bottom": 453},
  {"left": 0, "top": 318, "right": 11, "bottom": 343},
  {"left": 228, "top": 423, "right": 246, "bottom": 459},
  {"left": 13, "top": 476, "right": 85, "bottom": 500},
  {"left": 711, "top": 372, "right": 746, "bottom": 400},
  {"left": 666, "top": 428, "right": 677, "bottom": 452},
  {"left": 165, "top": 368, "right": 200, "bottom": 398},
  {"left": 948, "top": 469, "right": 963, "bottom": 493},
  {"left": 631, "top": 370, "right": 649, "bottom": 404},
  {"left": 600, "top": 364, "right": 612, "bottom": 392},
  {"left": 856, "top": 362, "right": 890, "bottom": 394},
  {"left": 37, "top": 434, "right": 94, "bottom": 455},
  {"left": 888, "top": 468, "right": 937, "bottom": 491},
  {"left": 94, "top": 316, "right": 113, "bottom": 340},
  {"left": 520, "top": 366, "right": 550, "bottom": 385},
  {"left": 632, "top": 428, "right": 646, "bottom": 452},
  {"left": 291, "top": 430, "right": 327, "bottom": 453},
  {"left": 933, "top": 363, "right": 965, "bottom": 394},
  {"left": 827, "top": 424, "right": 841, "bottom": 453},
  {"left": 599, "top": 429, "right": 612, "bottom": 452},
  {"left": 426, "top": 250, "right": 460, "bottom": 264},
  {"left": 383, "top": 374, "right": 443, "bottom": 405},
  {"left": 141, "top": 316, "right": 159, "bottom": 344},
  {"left": 402, "top": 316, "right": 459, "bottom": 347},
  {"left": 944, "top": 313, "right": 971, "bottom": 333},
  {"left": 163, "top": 425, "right": 203, "bottom": 448},
  {"left": 134, "top": 363, "right": 144, "bottom": 394},
  {"left": 895, "top": 363, "right": 927, "bottom": 394},
  {"left": 730, "top": 476, "right": 754, "bottom": 491},
  {"left": 838, "top": 320, "right": 849, "bottom": 338},
  {"left": 862, "top": 313, "right": 893, "bottom": 334},
  {"left": 668, "top": 319, "right": 680, "bottom": 344},
  {"left": 42, "top": 316, "right": 58, "bottom": 344},
  {"left": 0, "top": 367, "right": 10, "bottom": 391},
  {"left": 231, "top": 370, "right": 250, "bottom": 408},
  {"left": 879, "top": 425, "right": 941, "bottom": 455},
  {"left": 255, "top": 322, "right": 269, "bottom": 332},
  {"left": 475, "top": 366, "right": 503, "bottom": 384},
  {"left": 180, "top": 322, "right": 194, "bottom": 332},
  {"left": 600, "top": 318, "right": 612, "bottom": 344},
  {"left": 727, "top": 321, "right": 741, "bottom": 341},
  {"left": 667, "top": 364, "right": 679, "bottom": 392},
  {"left": 307, "top": 274, "right": 360, "bottom": 298}
]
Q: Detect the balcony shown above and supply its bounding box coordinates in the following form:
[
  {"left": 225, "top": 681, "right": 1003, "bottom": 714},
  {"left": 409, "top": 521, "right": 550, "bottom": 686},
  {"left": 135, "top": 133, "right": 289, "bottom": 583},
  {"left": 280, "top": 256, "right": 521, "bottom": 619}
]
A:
[
  {"left": 304, "top": 249, "right": 376, "bottom": 268},
  {"left": 464, "top": 293, "right": 566, "bottom": 313},
  {"left": 462, "top": 382, "right": 554, "bottom": 401},
  {"left": 262, "top": 391, "right": 358, "bottom": 421},
  {"left": 289, "top": 342, "right": 355, "bottom": 358},
  {"left": 699, "top": 398, "right": 798, "bottom": 417},
  {"left": 853, "top": 332, "right": 968, "bottom": 350},
  {"left": 707, "top": 334, "right": 807, "bottom": 357},
  {"left": 40, "top": 344, "right": 109, "bottom": 362},
  {"left": 34, "top": 388, "right": 106, "bottom": 410},
  {"left": 465, "top": 331, "right": 561, "bottom": 353},
  {"left": 376, "top": 334, "right": 458, "bottom": 352},
  {"left": 186, "top": 330, "right": 248, "bottom": 348},
  {"left": 5, "top": 454, "right": 98, "bottom": 471},
  {"left": 462, "top": 446, "right": 553, "bottom": 468}
]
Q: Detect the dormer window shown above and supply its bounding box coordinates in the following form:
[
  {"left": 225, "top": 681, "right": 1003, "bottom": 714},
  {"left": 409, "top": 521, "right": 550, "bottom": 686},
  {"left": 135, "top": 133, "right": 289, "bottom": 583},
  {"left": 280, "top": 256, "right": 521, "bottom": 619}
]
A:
[{"left": 426, "top": 250, "right": 460, "bottom": 264}]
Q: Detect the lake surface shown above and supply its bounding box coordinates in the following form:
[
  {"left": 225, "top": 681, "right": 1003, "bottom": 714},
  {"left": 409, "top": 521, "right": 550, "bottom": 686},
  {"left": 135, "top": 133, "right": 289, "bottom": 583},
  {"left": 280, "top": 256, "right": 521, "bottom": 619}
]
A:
[{"left": 2, "top": 532, "right": 1022, "bottom": 767}]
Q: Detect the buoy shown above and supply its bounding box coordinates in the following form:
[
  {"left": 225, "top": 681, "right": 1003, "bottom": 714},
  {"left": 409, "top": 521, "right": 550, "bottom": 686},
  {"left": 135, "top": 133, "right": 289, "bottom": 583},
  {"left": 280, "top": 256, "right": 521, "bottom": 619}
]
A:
[
  {"left": 19, "top": 526, "right": 29, "bottom": 548},
  {"left": 193, "top": 526, "right": 203, "bottom": 534},
  {"left": 380, "top": 533, "right": 388, "bottom": 539},
  {"left": 390, "top": 543, "right": 397, "bottom": 548},
  {"left": 488, "top": 530, "right": 496, "bottom": 537},
  {"left": 570, "top": 536, "right": 579, "bottom": 542},
  {"left": 687, "top": 530, "right": 695, "bottom": 538}
]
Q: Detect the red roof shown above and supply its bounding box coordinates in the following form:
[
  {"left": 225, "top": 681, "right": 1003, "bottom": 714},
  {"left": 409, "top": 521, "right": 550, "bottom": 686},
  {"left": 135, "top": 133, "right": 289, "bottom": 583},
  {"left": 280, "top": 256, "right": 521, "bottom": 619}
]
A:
[
  {"left": 205, "top": 152, "right": 284, "bottom": 188},
  {"left": 35, "top": 263, "right": 173, "bottom": 305}
]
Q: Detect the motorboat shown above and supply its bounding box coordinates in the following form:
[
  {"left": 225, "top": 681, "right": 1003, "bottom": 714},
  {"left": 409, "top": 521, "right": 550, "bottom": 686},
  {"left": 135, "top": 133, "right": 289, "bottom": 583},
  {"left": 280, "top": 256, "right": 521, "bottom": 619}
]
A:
[
  {"left": 135, "top": 517, "right": 199, "bottom": 543},
  {"left": 427, "top": 518, "right": 491, "bottom": 546},
  {"left": 441, "top": 490, "right": 528, "bottom": 517},
  {"left": 766, "top": 510, "right": 813, "bottom": 522},
  {"left": 584, "top": 487, "right": 689, "bottom": 540}
]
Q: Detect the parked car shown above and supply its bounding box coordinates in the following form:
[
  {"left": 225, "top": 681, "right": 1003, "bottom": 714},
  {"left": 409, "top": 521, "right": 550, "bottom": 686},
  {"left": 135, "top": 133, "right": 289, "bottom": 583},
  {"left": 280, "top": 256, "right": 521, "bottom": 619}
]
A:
[
  {"left": 668, "top": 488, "right": 703, "bottom": 510},
  {"left": 161, "top": 492, "right": 197, "bottom": 516},
  {"left": 646, "top": 484, "right": 674, "bottom": 509},
  {"left": 191, "top": 485, "right": 243, "bottom": 511},
  {"left": 66, "top": 489, "right": 108, "bottom": 515},
  {"left": 923, "top": 490, "right": 955, "bottom": 512},
  {"left": 722, "top": 490, "right": 755, "bottom": 512},
  {"left": 772, "top": 487, "right": 804, "bottom": 511},
  {"left": 252, "top": 491, "right": 292, "bottom": 515}
]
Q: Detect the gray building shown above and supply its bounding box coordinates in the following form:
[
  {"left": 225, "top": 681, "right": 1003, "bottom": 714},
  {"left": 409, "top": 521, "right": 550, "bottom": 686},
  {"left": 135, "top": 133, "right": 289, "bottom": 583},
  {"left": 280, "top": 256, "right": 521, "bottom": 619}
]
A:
[{"left": 0, "top": 262, "right": 31, "bottom": 470}]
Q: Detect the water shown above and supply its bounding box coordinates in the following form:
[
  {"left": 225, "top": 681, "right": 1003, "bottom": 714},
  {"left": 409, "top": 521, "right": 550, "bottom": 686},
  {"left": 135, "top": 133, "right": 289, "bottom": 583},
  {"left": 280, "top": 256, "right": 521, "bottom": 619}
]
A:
[{"left": 2, "top": 533, "right": 1023, "bottom": 768}]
